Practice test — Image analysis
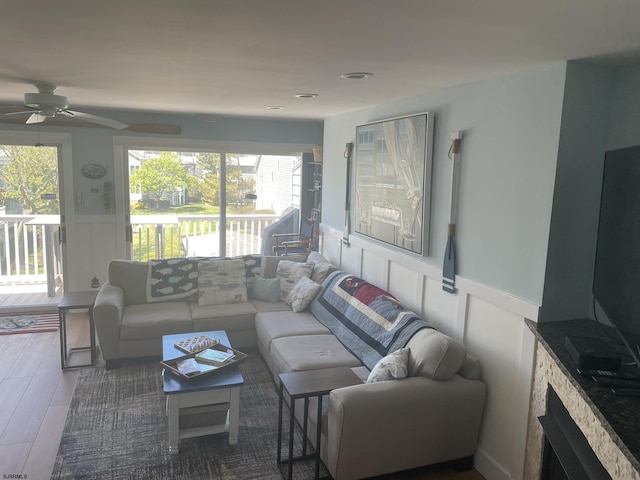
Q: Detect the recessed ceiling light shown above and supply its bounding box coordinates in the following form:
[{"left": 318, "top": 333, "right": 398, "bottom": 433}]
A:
[
  {"left": 266, "top": 105, "right": 285, "bottom": 110},
  {"left": 341, "top": 72, "right": 374, "bottom": 80},
  {"left": 294, "top": 93, "right": 319, "bottom": 99}
]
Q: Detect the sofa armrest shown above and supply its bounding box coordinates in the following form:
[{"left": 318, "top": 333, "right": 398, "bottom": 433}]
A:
[
  {"left": 458, "top": 353, "right": 482, "bottom": 380},
  {"left": 327, "top": 375, "right": 486, "bottom": 480},
  {"left": 93, "top": 282, "right": 125, "bottom": 362}
]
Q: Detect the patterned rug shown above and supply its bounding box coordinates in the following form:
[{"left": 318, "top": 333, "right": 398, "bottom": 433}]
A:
[
  {"left": 0, "top": 313, "right": 59, "bottom": 335},
  {"left": 51, "top": 351, "right": 317, "bottom": 480}
]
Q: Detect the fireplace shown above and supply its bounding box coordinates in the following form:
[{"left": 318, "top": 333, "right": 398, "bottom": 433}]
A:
[{"left": 538, "top": 386, "right": 610, "bottom": 480}]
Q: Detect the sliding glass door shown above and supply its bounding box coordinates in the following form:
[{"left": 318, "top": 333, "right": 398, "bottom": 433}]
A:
[{"left": 122, "top": 146, "right": 301, "bottom": 261}]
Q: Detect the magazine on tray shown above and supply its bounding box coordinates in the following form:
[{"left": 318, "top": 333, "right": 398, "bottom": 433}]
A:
[{"left": 195, "top": 348, "right": 236, "bottom": 366}]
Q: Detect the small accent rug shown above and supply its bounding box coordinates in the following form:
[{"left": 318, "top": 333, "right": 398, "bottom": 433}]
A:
[
  {"left": 51, "top": 352, "right": 315, "bottom": 480},
  {"left": 0, "top": 313, "right": 59, "bottom": 335}
]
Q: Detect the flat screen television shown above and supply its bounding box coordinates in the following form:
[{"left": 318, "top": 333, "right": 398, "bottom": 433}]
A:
[{"left": 593, "top": 145, "right": 640, "bottom": 368}]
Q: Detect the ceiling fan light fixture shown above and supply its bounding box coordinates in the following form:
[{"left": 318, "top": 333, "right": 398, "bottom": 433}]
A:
[
  {"left": 294, "top": 93, "right": 319, "bottom": 99},
  {"left": 341, "top": 72, "right": 373, "bottom": 80},
  {"left": 24, "top": 92, "right": 68, "bottom": 110}
]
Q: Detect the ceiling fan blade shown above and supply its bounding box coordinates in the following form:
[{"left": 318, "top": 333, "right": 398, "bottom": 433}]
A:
[
  {"left": 61, "top": 110, "right": 128, "bottom": 129},
  {"left": 0, "top": 116, "right": 182, "bottom": 135},
  {"left": 26, "top": 113, "right": 47, "bottom": 124},
  {"left": 126, "top": 123, "right": 182, "bottom": 135},
  {"left": 0, "top": 105, "right": 34, "bottom": 114},
  {"left": 3, "top": 110, "right": 36, "bottom": 116}
]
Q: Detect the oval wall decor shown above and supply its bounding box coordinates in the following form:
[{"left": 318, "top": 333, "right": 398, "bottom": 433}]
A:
[{"left": 81, "top": 163, "right": 107, "bottom": 179}]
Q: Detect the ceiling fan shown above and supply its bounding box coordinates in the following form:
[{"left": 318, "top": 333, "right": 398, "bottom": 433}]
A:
[
  {"left": 0, "top": 82, "right": 182, "bottom": 134},
  {"left": 4, "top": 82, "right": 128, "bottom": 129}
]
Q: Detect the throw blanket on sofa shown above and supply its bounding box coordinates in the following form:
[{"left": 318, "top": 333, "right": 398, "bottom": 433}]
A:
[{"left": 310, "top": 271, "right": 431, "bottom": 369}]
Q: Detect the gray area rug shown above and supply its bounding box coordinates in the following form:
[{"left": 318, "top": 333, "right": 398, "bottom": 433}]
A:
[{"left": 52, "top": 351, "right": 316, "bottom": 480}]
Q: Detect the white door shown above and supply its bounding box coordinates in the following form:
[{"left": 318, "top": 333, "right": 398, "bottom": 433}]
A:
[{"left": 0, "top": 131, "right": 72, "bottom": 297}]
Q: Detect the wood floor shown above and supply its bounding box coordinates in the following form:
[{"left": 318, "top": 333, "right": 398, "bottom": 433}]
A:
[
  {"left": 0, "top": 312, "right": 485, "bottom": 480},
  {"left": 0, "top": 311, "right": 90, "bottom": 480}
]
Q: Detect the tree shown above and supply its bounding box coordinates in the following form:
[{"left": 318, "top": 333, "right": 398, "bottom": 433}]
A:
[
  {"left": 197, "top": 152, "right": 220, "bottom": 206},
  {"left": 226, "top": 161, "right": 256, "bottom": 212},
  {"left": 130, "top": 152, "right": 191, "bottom": 210},
  {"left": 0, "top": 145, "right": 59, "bottom": 214}
]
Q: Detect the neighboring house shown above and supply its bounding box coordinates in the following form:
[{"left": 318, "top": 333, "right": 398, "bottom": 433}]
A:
[{"left": 254, "top": 155, "right": 301, "bottom": 215}]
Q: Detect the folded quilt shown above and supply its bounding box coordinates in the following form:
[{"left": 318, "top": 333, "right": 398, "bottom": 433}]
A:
[{"left": 310, "top": 271, "right": 431, "bottom": 369}]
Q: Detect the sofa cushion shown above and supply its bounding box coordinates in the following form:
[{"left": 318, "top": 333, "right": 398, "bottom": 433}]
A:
[
  {"left": 249, "top": 299, "right": 292, "bottom": 313},
  {"left": 234, "top": 254, "right": 262, "bottom": 293},
  {"left": 120, "top": 302, "right": 192, "bottom": 340},
  {"left": 255, "top": 311, "right": 330, "bottom": 357},
  {"left": 367, "top": 348, "right": 409, "bottom": 383},
  {"left": 286, "top": 276, "right": 321, "bottom": 312},
  {"left": 198, "top": 259, "right": 248, "bottom": 306},
  {"left": 311, "top": 261, "right": 338, "bottom": 284},
  {"left": 276, "top": 261, "right": 314, "bottom": 302},
  {"left": 189, "top": 301, "right": 257, "bottom": 333},
  {"left": 251, "top": 274, "right": 280, "bottom": 302},
  {"left": 270, "top": 335, "right": 362, "bottom": 375},
  {"left": 307, "top": 252, "right": 339, "bottom": 284},
  {"left": 108, "top": 260, "right": 150, "bottom": 306},
  {"left": 261, "top": 254, "right": 308, "bottom": 279},
  {"left": 405, "top": 328, "right": 466, "bottom": 380}
]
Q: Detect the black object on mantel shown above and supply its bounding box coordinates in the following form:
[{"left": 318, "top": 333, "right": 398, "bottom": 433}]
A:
[{"left": 564, "top": 335, "right": 622, "bottom": 372}]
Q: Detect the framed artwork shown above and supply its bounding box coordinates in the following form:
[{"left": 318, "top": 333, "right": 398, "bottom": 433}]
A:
[{"left": 354, "top": 112, "right": 433, "bottom": 255}]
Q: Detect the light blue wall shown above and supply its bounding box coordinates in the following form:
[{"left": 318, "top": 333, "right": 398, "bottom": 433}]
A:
[{"left": 323, "top": 62, "right": 568, "bottom": 304}]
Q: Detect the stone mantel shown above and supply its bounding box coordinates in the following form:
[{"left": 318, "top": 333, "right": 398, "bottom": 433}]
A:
[{"left": 525, "top": 318, "right": 640, "bottom": 480}]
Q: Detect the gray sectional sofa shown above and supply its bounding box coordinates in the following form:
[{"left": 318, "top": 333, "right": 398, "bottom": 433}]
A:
[
  {"left": 93, "top": 254, "right": 307, "bottom": 368},
  {"left": 93, "top": 253, "right": 486, "bottom": 479}
]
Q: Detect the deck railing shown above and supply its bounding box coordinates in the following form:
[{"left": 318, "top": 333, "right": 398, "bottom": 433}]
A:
[
  {"left": 130, "top": 214, "right": 280, "bottom": 261},
  {"left": 0, "top": 214, "right": 280, "bottom": 286}
]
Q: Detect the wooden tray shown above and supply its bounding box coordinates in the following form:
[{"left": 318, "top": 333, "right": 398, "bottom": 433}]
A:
[{"left": 160, "top": 343, "right": 247, "bottom": 380}]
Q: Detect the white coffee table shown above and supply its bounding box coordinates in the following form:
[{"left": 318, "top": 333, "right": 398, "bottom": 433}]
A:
[{"left": 162, "top": 331, "right": 244, "bottom": 454}]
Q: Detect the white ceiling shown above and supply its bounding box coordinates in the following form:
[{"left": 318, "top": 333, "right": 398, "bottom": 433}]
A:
[{"left": 2, "top": 0, "right": 640, "bottom": 121}]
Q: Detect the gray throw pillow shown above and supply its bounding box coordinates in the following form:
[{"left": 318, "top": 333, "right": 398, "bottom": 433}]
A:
[{"left": 251, "top": 274, "right": 281, "bottom": 303}]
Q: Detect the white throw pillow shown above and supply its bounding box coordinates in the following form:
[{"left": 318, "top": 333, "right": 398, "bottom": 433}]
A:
[
  {"left": 286, "top": 276, "right": 322, "bottom": 312},
  {"left": 198, "top": 259, "right": 247, "bottom": 306},
  {"left": 366, "top": 348, "right": 410, "bottom": 383},
  {"left": 276, "top": 260, "right": 314, "bottom": 302}
]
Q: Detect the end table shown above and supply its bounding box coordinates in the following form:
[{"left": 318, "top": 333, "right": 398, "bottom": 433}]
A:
[
  {"left": 58, "top": 290, "right": 98, "bottom": 369},
  {"left": 277, "top": 367, "right": 362, "bottom": 480}
]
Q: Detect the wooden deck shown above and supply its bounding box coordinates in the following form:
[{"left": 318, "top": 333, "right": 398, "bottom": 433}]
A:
[{"left": 0, "top": 282, "right": 63, "bottom": 313}]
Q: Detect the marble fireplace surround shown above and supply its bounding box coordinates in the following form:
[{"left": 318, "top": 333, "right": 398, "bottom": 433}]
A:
[{"left": 525, "top": 319, "right": 640, "bottom": 480}]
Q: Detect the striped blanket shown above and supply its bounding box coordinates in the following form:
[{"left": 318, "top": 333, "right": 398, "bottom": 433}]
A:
[{"left": 310, "top": 271, "right": 431, "bottom": 369}]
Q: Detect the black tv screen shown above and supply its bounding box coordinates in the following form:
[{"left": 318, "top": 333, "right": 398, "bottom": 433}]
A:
[{"left": 593, "top": 145, "right": 640, "bottom": 367}]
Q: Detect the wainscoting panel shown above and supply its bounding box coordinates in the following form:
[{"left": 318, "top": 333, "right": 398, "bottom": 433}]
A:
[
  {"left": 321, "top": 224, "right": 540, "bottom": 480},
  {"left": 65, "top": 218, "right": 118, "bottom": 292},
  {"left": 361, "top": 249, "right": 388, "bottom": 289},
  {"left": 388, "top": 261, "right": 423, "bottom": 313},
  {"left": 422, "top": 276, "right": 462, "bottom": 340}
]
